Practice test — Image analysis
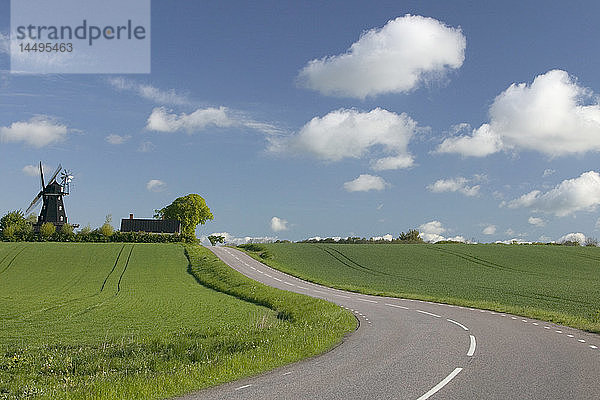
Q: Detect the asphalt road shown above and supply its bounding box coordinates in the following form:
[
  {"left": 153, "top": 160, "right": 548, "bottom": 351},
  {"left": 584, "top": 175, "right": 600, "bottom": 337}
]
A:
[{"left": 179, "top": 246, "right": 600, "bottom": 400}]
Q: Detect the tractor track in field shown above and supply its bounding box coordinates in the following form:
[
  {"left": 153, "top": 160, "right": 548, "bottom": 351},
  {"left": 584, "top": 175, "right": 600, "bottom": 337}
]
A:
[
  {"left": 117, "top": 244, "right": 135, "bottom": 294},
  {"left": 0, "top": 246, "right": 27, "bottom": 276},
  {"left": 430, "top": 246, "right": 546, "bottom": 277},
  {"left": 101, "top": 244, "right": 127, "bottom": 292}
]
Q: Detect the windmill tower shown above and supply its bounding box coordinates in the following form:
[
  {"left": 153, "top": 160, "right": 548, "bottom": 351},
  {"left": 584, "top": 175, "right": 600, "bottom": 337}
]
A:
[{"left": 25, "top": 162, "right": 75, "bottom": 232}]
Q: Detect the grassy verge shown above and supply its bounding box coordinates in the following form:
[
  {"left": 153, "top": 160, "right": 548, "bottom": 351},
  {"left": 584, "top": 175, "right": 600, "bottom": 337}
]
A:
[
  {"left": 238, "top": 243, "right": 600, "bottom": 334},
  {"left": 0, "top": 243, "right": 355, "bottom": 399}
]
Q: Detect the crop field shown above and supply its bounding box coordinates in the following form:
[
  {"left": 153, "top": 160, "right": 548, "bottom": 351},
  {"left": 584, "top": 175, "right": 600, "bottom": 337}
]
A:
[
  {"left": 0, "top": 243, "right": 354, "bottom": 399},
  {"left": 249, "top": 243, "right": 600, "bottom": 333}
]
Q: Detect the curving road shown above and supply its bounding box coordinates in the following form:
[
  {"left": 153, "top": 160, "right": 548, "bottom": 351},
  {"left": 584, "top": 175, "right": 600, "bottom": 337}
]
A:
[{"left": 180, "top": 246, "right": 600, "bottom": 400}]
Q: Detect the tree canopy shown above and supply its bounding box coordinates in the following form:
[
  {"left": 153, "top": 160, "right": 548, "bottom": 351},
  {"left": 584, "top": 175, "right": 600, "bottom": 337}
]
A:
[{"left": 155, "top": 194, "right": 213, "bottom": 237}]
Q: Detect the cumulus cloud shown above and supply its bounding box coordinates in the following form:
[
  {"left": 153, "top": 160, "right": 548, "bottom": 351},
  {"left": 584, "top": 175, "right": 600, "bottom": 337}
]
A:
[
  {"left": 0, "top": 116, "right": 67, "bottom": 147},
  {"left": 343, "top": 174, "right": 389, "bottom": 192},
  {"left": 203, "top": 232, "right": 277, "bottom": 245},
  {"left": 557, "top": 232, "right": 586, "bottom": 245},
  {"left": 543, "top": 169, "right": 555, "bottom": 177},
  {"left": 504, "top": 171, "right": 600, "bottom": 216},
  {"left": 107, "top": 77, "right": 191, "bottom": 106},
  {"left": 372, "top": 234, "right": 394, "bottom": 241},
  {"left": 146, "top": 179, "right": 166, "bottom": 192},
  {"left": 297, "top": 15, "right": 465, "bottom": 98},
  {"left": 427, "top": 176, "right": 480, "bottom": 197},
  {"left": 273, "top": 108, "right": 419, "bottom": 171},
  {"left": 482, "top": 225, "right": 496, "bottom": 235},
  {"left": 419, "top": 220, "right": 467, "bottom": 243},
  {"left": 438, "top": 70, "right": 600, "bottom": 157},
  {"left": 105, "top": 134, "right": 131, "bottom": 145},
  {"left": 146, "top": 107, "right": 281, "bottom": 135},
  {"left": 528, "top": 216, "right": 546, "bottom": 227},
  {"left": 270, "top": 217, "right": 289, "bottom": 232}
]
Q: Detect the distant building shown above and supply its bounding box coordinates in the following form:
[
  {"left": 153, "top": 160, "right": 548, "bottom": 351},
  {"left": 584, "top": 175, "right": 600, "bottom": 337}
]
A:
[{"left": 120, "top": 214, "right": 181, "bottom": 234}]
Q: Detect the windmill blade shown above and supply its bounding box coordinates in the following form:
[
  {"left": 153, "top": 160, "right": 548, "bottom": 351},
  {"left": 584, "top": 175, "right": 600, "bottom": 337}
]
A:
[
  {"left": 39, "top": 162, "right": 45, "bottom": 189},
  {"left": 25, "top": 191, "right": 43, "bottom": 214},
  {"left": 46, "top": 163, "right": 62, "bottom": 185}
]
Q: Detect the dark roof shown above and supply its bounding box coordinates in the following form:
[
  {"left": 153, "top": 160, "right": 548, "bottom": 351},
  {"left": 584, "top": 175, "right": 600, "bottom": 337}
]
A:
[{"left": 120, "top": 218, "right": 181, "bottom": 234}]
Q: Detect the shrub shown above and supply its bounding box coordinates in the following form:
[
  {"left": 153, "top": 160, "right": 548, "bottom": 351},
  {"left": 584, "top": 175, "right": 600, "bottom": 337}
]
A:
[
  {"left": 1, "top": 224, "right": 18, "bottom": 241},
  {"left": 100, "top": 223, "right": 114, "bottom": 237},
  {"left": 60, "top": 223, "right": 74, "bottom": 236},
  {"left": 39, "top": 222, "right": 56, "bottom": 238}
]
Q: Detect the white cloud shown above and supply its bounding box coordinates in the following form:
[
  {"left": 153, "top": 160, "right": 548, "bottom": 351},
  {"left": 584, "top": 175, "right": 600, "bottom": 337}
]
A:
[
  {"left": 270, "top": 217, "right": 289, "bottom": 232},
  {"left": 138, "top": 141, "right": 155, "bottom": 153},
  {"left": 427, "top": 176, "right": 480, "bottom": 197},
  {"left": 438, "top": 70, "right": 600, "bottom": 157},
  {"left": 22, "top": 163, "right": 51, "bottom": 177},
  {"left": 528, "top": 216, "right": 546, "bottom": 227},
  {"left": 557, "top": 232, "right": 586, "bottom": 245},
  {"left": 596, "top": 218, "right": 600, "bottom": 229},
  {"left": 297, "top": 15, "right": 465, "bottom": 98},
  {"left": 146, "top": 106, "right": 234, "bottom": 133},
  {"left": 343, "top": 174, "right": 388, "bottom": 192},
  {"left": 505, "top": 171, "right": 600, "bottom": 216},
  {"left": 482, "top": 225, "right": 496, "bottom": 235},
  {"left": 107, "top": 77, "right": 191, "bottom": 106},
  {"left": 274, "top": 108, "right": 418, "bottom": 171},
  {"left": 203, "top": 232, "right": 277, "bottom": 245},
  {"left": 372, "top": 234, "right": 393, "bottom": 241},
  {"left": 146, "top": 179, "right": 166, "bottom": 192},
  {"left": 0, "top": 116, "right": 67, "bottom": 148},
  {"left": 105, "top": 134, "right": 131, "bottom": 145},
  {"left": 543, "top": 169, "right": 555, "bottom": 177},
  {"left": 146, "top": 107, "right": 281, "bottom": 136},
  {"left": 420, "top": 220, "right": 446, "bottom": 235},
  {"left": 0, "top": 32, "right": 9, "bottom": 55}
]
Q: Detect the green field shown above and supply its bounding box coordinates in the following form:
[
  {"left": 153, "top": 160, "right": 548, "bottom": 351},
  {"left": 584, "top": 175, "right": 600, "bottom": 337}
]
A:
[
  {"left": 0, "top": 243, "right": 355, "bottom": 399},
  {"left": 246, "top": 243, "right": 600, "bottom": 333}
]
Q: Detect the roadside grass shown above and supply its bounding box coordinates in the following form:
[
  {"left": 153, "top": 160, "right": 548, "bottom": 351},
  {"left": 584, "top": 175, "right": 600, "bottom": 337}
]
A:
[
  {"left": 0, "top": 243, "right": 355, "bottom": 399},
  {"left": 240, "top": 243, "right": 600, "bottom": 333}
]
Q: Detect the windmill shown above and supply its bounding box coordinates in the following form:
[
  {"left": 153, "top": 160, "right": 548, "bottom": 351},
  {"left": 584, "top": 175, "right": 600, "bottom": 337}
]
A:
[{"left": 25, "top": 162, "right": 76, "bottom": 231}]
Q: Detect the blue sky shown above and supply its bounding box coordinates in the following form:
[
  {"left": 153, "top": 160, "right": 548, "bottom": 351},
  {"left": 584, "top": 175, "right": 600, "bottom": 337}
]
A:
[{"left": 2, "top": 0, "right": 600, "bottom": 244}]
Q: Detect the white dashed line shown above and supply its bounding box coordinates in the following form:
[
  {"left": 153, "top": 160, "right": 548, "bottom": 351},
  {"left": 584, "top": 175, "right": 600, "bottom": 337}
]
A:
[
  {"left": 235, "top": 384, "right": 252, "bottom": 391},
  {"left": 446, "top": 319, "right": 469, "bottom": 331},
  {"left": 544, "top": 326, "right": 551, "bottom": 330},
  {"left": 264, "top": 273, "right": 272, "bottom": 278},
  {"left": 567, "top": 334, "right": 574, "bottom": 338},
  {"left": 511, "top": 317, "right": 517, "bottom": 320},
  {"left": 282, "top": 372, "right": 293, "bottom": 376},
  {"left": 522, "top": 320, "right": 528, "bottom": 323},
  {"left": 556, "top": 330, "right": 562, "bottom": 334},
  {"left": 297, "top": 286, "right": 307, "bottom": 290},
  {"left": 272, "top": 277, "right": 282, "bottom": 282},
  {"left": 578, "top": 339, "right": 586, "bottom": 343},
  {"left": 532, "top": 322, "right": 538, "bottom": 326},
  {"left": 283, "top": 282, "right": 294, "bottom": 286},
  {"left": 590, "top": 345, "right": 598, "bottom": 349},
  {"left": 385, "top": 303, "right": 409, "bottom": 310},
  {"left": 416, "top": 367, "right": 463, "bottom": 400},
  {"left": 313, "top": 290, "right": 326, "bottom": 294},
  {"left": 356, "top": 298, "right": 378, "bottom": 304},
  {"left": 416, "top": 310, "right": 441, "bottom": 318},
  {"left": 334, "top": 294, "right": 351, "bottom": 299},
  {"left": 256, "top": 270, "right": 264, "bottom": 274},
  {"left": 467, "top": 335, "right": 477, "bottom": 357}
]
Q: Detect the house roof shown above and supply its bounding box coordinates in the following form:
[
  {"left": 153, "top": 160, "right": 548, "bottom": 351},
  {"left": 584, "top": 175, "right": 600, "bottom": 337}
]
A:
[{"left": 120, "top": 218, "right": 181, "bottom": 234}]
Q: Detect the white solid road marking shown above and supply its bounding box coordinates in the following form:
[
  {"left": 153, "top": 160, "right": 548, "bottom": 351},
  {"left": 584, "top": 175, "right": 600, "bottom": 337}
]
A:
[
  {"left": 446, "top": 319, "right": 469, "bottom": 331},
  {"left": 385, "top": 303, "right": 409, "bottom": 310},
  {"left": 235, "top": 384, "right": 252, "bottom": 391},
  {"left": 356, "top": 298, "right": 378, "bottom": 303},
  {"left": 416, "top": 368, "right": 463, "bottom": 400},
  {"left": 416, "top": 310, "right": 441, "bottom": 318},
  {"left": 467, "top": 335, "right": 476, "bottom": 357}
]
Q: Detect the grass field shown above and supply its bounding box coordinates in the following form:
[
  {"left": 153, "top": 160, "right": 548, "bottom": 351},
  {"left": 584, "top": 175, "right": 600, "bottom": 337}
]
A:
[
  {"left": 0, "top": 243, "right": 355, "bottom": 399},
  {"left": 244, "top": 243, "right": 600, "bottom": 333}
]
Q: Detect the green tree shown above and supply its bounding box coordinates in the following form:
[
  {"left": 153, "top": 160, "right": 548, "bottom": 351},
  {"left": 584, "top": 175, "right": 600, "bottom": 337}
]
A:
[
  {"left": 208, "top": 235, "right": 225, "bottom": 246},
  {"left": 61, "top": 223, "right": 74, "bottom": 236},
  {"left": 0, "top": 210, "right": 27, "bottom": 233},
  {"left": 39, "top": 222, "right": 56, "bottom": 238},
  {"left": 100, "top": 215, "right": 114, "bottom": 237},
  {"left": 155, "top": 194, "right": 214, "bottom": 237},
  {"left": 398, "top": 229, "right": 424, "bottom": 243}
]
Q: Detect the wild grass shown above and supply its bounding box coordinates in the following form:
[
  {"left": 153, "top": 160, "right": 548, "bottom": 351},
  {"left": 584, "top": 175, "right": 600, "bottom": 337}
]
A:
[
  {"left": 241, "top": 243, "right": 600, "bottom": 333},
  {"left": 0, "top": 243, "right": 355, "bottom": 399}
]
